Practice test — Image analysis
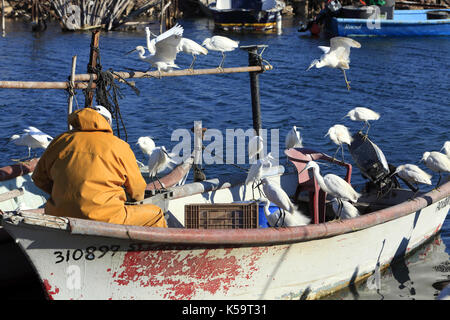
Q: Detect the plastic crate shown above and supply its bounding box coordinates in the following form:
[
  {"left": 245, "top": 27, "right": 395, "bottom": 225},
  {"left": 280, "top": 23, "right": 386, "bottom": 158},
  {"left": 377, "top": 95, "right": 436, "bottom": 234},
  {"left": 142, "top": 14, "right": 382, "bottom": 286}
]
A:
[{"left": 185, "top": 203, "right": 259, "bottom": 229}]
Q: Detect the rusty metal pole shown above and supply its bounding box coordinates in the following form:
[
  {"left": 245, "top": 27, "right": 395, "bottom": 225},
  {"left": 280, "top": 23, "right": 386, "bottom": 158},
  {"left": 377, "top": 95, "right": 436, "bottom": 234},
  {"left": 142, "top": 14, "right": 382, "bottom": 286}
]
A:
[
  {"left": 244, "top": 46, "right": 264, "bottom": 135},
  {"left": 85, "top": 30, "right": 100, "bottom": 108}
]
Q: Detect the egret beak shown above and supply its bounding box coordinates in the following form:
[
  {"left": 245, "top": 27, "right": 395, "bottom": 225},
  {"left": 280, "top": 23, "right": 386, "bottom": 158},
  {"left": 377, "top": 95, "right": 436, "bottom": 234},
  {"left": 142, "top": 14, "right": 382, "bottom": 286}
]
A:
[{"left": 125, "top": 48, "right": 137, "bottom": 56}]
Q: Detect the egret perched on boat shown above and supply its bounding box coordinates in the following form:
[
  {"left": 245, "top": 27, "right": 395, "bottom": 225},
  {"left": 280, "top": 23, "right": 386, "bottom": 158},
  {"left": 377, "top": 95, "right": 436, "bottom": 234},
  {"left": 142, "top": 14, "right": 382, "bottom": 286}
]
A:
[
  {"left": 300, "top": 161, "right": 361, "bottom": 203},
  {"left": 440, "top": 141, "right": 450, "bottom": 159},
  {"left": 248, "top": 135, "right": 264, "bottom": 162},
  {"left": 9, "top": 126, "right": 53, "bottom": 158},
  {"left": 246, "top": 153, "right": 275, "bottom": 199},
  {"left": 137, "top": 136, "right": 156, "bottom": 156},
  {"left": 127, "top": 24, "right": 183, "bottom": 75},
  {"left": 202, "top": 35, "right": 239, "bottom": 70},
  {"left": 260, "top": 178, "right": 310, "bottom": 226},
  {"left": 344, "top": 107, "right": 380, "bottom": 137},
  {"left": 421, "top": 151, "right": 450, "bottom": 187},
  {"left": 177, "top": 37, "right": 208, "bottom": 70},
  {"left": 147, "top": 145, "right": 177, "bottom": 189},
  {"left": 307, "top": 36, "right": 361, "bottom": 91},
  {"left": 330, "top": 198, "right": 360, "bottom": 220},
  {"left": 285, "top": 126, "right": 303, "bottom": 149},
  {"left": 258, "top": 197, "right": 310, "bottom": 227},
  {"left": 325, "top": 124, "right": 353, "bottom": 161},
  {"left": 393, "top": 164, "right": 432, "bottom": 195}
]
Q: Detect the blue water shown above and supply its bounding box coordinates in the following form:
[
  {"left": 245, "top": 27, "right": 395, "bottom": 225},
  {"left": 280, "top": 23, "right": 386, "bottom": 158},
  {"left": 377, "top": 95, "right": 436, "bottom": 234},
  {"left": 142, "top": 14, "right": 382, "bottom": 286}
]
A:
[{"left": 0, "top": 17, "right": 448, "bottom": 299}]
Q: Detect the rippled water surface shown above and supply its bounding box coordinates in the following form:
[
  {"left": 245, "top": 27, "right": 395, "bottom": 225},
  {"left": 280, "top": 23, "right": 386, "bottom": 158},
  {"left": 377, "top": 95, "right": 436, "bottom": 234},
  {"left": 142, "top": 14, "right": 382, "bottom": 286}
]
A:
[{"left": 0, "top": 17, "right": 448, "bottom": 299}]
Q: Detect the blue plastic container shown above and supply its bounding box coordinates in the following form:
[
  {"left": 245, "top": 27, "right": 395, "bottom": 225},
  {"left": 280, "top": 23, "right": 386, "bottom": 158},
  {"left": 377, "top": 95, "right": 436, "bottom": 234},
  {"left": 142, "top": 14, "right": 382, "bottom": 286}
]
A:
[{"left": 258, "top": 202, "right": 280, "bottom": 228}]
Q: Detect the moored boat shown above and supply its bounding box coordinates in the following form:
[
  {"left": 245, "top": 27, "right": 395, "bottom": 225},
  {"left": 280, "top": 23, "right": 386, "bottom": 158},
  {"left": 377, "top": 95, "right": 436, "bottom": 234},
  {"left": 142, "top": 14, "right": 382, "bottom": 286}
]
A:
[
  {"left": 1, "top": 134, "right": 449, "bottom": 300},
  {"left": 299, "top": 0, "right": 450, "bottom": 37},
  {"left": 330, "top": 9, "right": 450, "bottom": 37},
  {"left": 207, "top": 0, "right": 284, "bottom": 32}
]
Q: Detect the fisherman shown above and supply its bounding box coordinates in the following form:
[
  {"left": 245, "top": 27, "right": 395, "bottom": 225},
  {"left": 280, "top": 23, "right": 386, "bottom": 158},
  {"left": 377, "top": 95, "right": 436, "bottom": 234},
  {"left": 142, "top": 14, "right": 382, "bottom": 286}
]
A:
[{"left": 31, "top": 106, "right": 167, "bottom": 227}]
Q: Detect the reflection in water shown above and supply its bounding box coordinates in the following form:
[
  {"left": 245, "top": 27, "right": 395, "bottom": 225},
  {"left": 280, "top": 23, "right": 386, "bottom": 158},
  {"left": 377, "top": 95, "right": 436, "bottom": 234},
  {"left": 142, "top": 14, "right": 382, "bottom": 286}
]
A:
[{"left": 323, "top": 235, "right": 450, "bottom": 300}]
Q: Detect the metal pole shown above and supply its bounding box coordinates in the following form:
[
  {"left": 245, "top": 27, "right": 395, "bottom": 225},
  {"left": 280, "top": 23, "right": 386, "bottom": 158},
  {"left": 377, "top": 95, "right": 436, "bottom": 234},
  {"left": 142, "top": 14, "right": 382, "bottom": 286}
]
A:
[
  {"left": 247, "top": 47, "right": 262, "bottom": 134},
  {"left": 85, "top": 30, "right": 100, "bottom": 108},
  {"left": 67, "top": 55, "right": 77, "bottom": 130}
]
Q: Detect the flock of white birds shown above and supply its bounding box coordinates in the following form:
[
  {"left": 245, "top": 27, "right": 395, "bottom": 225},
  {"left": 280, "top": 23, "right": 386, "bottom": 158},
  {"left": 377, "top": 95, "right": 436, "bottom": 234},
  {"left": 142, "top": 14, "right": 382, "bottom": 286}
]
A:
[
  {"left": 125, "top": 23, "right": 240, "bottom": 74},
  {"left": 6, "top": 26, "right": 449, "bottom": 228}
]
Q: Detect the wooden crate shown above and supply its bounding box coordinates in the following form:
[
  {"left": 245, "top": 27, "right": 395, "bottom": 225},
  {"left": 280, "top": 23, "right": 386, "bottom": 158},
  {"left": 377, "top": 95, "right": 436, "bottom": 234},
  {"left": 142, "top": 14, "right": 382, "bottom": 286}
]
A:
[{"left": 184, "top": 203, "right": 259, "bottom": 229}]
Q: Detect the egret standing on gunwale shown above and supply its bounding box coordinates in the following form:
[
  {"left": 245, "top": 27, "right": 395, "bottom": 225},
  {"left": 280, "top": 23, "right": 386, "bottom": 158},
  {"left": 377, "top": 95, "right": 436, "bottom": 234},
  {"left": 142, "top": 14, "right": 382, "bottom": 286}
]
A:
[
  {"left": 307, "top": 37, "right": 361, "bottom": 91},
  {"left": 393, "top": 164, "right": 432, "bottom": 195},
  {"left": 421, "top": 151, "right": 450, "bottom": 187},
  {"left": 10, "top": 126, "right": 53, "bottom": 158},
  {"left": 202, "top": 35, "right": 239, "bottom": 70}
]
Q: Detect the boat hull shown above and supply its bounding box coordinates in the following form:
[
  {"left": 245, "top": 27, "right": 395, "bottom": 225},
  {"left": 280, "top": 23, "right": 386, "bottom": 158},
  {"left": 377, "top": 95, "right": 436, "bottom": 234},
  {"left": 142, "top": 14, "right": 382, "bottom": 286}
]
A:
[
  {"left": 209, "top": 6, "right": 282, "bottom": 32},
  {"left": 2, "top": 183, "right": 449, "bottom": 300},
  {"left": 329, "top": 9, "right": 450, "bottom": 36}
]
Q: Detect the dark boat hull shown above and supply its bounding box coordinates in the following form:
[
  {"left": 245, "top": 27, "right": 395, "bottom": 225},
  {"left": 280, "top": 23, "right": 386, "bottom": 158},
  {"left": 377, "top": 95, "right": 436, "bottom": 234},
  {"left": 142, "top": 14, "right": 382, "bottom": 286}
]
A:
[{"left": 209, "top": 5, "right": 282, "bottom": 32}]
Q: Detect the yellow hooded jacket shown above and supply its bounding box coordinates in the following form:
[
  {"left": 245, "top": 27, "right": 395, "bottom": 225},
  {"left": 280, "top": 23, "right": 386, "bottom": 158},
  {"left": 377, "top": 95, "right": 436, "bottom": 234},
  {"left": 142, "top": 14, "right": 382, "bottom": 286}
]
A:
[{"left": 32, "top": 108, "right": 148, "bottom": 224}]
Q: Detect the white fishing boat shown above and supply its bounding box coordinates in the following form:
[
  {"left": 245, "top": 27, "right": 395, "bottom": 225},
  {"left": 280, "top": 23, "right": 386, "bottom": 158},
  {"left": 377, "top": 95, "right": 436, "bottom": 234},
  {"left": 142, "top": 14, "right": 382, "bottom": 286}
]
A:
[{"left": 1, "top": 133, "right": 449, "bottom": 300}]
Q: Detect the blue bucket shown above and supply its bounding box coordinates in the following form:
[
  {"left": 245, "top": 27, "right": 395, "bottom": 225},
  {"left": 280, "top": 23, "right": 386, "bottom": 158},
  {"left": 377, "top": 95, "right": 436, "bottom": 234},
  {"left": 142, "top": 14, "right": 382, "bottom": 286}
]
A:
[{"left": 258, "top": 202, "right": 280, "bottom": 228}]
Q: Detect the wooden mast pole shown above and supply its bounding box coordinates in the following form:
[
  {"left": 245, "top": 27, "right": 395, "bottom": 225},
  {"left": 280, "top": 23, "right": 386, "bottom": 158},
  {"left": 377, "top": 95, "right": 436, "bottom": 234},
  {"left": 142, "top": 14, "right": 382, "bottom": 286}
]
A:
[{"left": 85, "top": 30, "right": 100, "bottom": 107}]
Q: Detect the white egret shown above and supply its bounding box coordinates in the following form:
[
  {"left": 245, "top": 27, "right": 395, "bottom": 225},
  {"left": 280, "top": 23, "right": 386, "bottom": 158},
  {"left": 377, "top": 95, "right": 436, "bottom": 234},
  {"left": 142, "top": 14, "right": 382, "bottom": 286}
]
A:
[
  {"left": 145, "top": 27, "right": 156, "bottom": 55},
  {"left": 127, "top": 24, "right": 184, "bottom": 75},
  {"left": 394, "top": 164, "right": 432, "bottom": 187},
  {"left": 245, "top": 153, "right": 275, "bottom": 185},
  {"left": 248, "top": 135, "right": 264, "bottom": 162},
  {"left": 285, "top": 126, "right": 303, "bottom": 149},
  {"left": 330, "top": 198, "right": 360, "bottom": 220},
  {"left": 259, "top": 197, "right": 310, "bottom": 227},
  {"left": 344, "top": 107, "right": 380, "bottom": 136},
  {"left": 307, "top": 36, "right": 361, "bottom": 91},
  {"left": 260, "top": 179, "right": 310, "bottom": 226},
  {"left": 148, "top": 146, "right": 176, "bottom": 179},
  {"left": 136, "top": 136, "right": 156, "bottom": 156},
  {"left": 325, "top": 124, "right": 353, "bottom": 161},
  {"left": 177, "top": 37, "right": 208, "bottom": 70},
  {"left": 246, "top": 153, "right": 275, "bottom": 199},
  {"left": 421, "top": 151, "right": 450, "bottom": 187},
  {"left": 300, "top": 161, "right": 361, "bottom": 203},
  {"left": 440, "top": 141, "right": 450, "bottom": 159},
  {"left": 10, "top": 126, "right": 53, "bottom": 158},
  {"left": 202, "top": 36, "right": 239, "bottom": 69}
]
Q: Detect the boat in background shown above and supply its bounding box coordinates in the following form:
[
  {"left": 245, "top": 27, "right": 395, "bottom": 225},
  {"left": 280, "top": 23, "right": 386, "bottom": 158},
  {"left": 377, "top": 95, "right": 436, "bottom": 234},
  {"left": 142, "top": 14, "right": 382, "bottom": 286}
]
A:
[
  {"left": 331, "top": 8, "right": 450, "bottom": 36},
  {"left": 299, "top": 0, "right": 450, "bottom": 37},
  {"left": 207, "top": 0, "right": 285, "bottom": 32}
]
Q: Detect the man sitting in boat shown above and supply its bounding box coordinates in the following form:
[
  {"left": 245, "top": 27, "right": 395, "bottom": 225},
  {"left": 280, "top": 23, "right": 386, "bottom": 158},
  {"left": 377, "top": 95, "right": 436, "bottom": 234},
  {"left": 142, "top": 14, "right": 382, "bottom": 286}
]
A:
[{"left": 31, "top": 106, "right": 167, "bottom": 228}]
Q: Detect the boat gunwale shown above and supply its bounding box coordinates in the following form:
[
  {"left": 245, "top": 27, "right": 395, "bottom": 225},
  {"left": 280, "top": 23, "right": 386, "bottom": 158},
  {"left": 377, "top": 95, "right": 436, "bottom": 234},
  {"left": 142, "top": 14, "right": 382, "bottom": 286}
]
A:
[{"left": 3, "top": 180, "right": 449, "bottom": 247}]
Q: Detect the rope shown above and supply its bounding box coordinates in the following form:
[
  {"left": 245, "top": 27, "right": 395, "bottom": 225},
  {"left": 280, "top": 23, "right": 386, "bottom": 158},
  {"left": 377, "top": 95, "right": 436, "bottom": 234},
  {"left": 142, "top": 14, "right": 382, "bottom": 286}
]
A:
[{"left": 85, "top": 46, "right": 140, "bottom": 142}]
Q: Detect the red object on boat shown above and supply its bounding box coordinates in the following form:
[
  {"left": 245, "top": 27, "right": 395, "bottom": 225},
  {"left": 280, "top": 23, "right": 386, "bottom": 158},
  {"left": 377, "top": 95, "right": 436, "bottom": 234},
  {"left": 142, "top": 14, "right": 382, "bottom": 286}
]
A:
[{"left": 285, "top": 148, "right": 352, "bottom": 224}]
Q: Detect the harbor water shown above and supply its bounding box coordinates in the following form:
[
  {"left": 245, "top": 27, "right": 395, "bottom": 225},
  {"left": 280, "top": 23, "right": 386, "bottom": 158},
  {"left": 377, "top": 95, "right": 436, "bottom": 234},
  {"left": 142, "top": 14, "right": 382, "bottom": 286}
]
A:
[{"left": 0, "top": 17, "right": 448, "bottom": 300}]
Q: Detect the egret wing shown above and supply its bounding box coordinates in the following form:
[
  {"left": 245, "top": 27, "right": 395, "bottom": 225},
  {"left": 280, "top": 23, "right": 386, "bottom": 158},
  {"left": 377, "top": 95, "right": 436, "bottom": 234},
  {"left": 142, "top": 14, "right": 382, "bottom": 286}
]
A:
[
  {"left": 154, "top": 24, "right": 184, "bottom": 62},
  {"left": 323, "top": 174, "right": 360, "bottom": 201}
]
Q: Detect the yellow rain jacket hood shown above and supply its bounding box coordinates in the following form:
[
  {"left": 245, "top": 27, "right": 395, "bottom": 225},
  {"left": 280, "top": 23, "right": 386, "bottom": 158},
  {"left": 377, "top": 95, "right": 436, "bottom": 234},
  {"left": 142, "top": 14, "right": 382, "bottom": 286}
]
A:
[{"left": 32, "top": 108, "right": 147, "bottom": 224}]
